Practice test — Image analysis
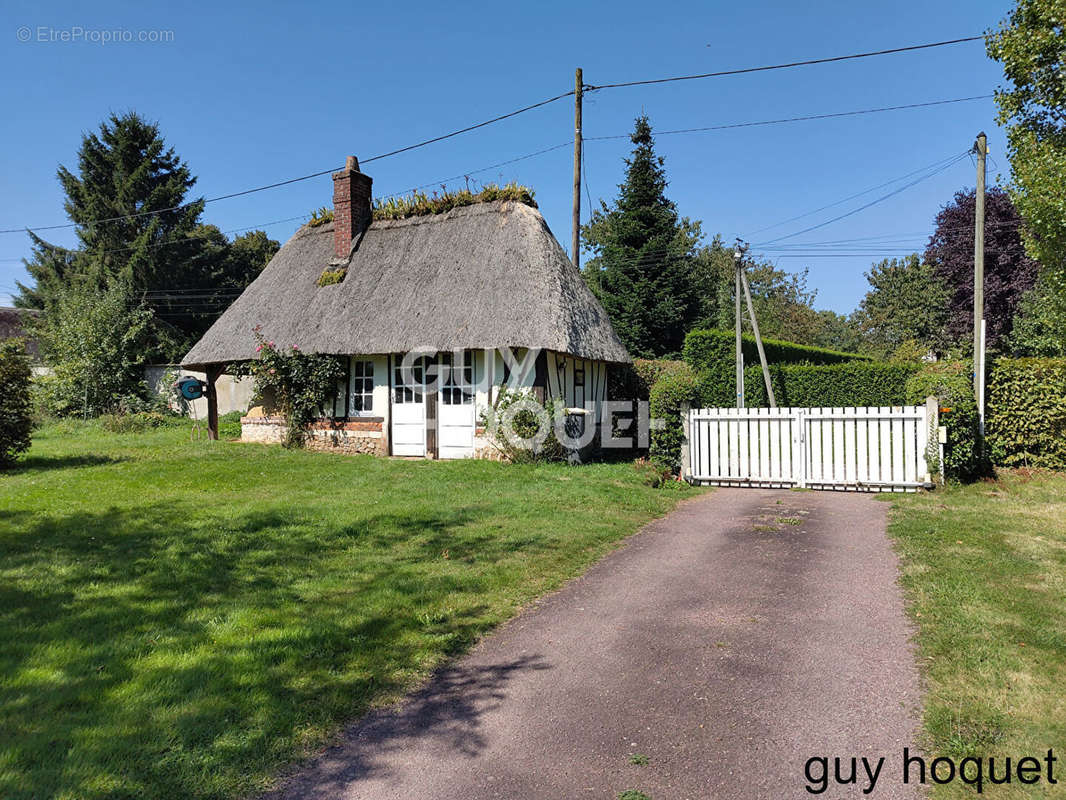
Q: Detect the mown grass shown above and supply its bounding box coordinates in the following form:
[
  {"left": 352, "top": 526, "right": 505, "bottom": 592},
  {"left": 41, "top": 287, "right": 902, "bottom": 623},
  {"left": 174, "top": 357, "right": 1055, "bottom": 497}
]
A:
[
  {"left": 0, "top": 421, "right": 692, "bottom": 800},
  {"left": 889, "top": 471, "right": 1066, "bottom": 798}
]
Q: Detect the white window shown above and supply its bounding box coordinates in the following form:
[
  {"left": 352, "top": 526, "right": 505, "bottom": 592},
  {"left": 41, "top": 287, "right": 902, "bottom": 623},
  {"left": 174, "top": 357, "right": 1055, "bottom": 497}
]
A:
[
  {"left": 350, "top": 359, "right": 374, "bottom": 415},
  {"left": 394, "top": 356, "right": 429, "bottom": 404},
  {"left": 440, "top": 351, "right": 474, "bottom": 405}
]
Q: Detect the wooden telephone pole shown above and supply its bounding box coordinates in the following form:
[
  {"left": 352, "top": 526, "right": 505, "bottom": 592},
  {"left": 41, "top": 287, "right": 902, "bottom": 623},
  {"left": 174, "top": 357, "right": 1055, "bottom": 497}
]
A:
[
  {"left": 734, "top": 244, "right": 745, "bottom": 408},
  {"left": 973, "top": 132, "right": 987, "bottom": 434},
  {"left": 735, "top": 241, "right": 776, "bottom": 408},
  {"left": 571, "top": 68, "right": 583, "bottom": 269}
]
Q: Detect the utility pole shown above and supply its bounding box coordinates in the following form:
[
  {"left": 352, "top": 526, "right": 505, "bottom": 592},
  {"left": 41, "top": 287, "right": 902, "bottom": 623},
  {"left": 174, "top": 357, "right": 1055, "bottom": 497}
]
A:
[
  {"left": 571, "top": 67, "right": 583, "bottom": 269},
  {"left": 973, "top": 131, "right": 987, "bottom": 435},
  {"left": 734, "top": 243, "right": 745, "bottom": 408},
  {"left": 740, "top": 266, "right": 777, "bottom": 408}
]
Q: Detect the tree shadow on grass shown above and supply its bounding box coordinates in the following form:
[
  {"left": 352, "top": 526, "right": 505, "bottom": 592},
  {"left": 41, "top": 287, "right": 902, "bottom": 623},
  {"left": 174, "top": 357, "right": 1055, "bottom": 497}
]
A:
[
  {"left": 0, "top": 500, "right": 545, "bottom": 800},
  {"left": 6, "top": 452, "right": 125, "bottom": 473}
]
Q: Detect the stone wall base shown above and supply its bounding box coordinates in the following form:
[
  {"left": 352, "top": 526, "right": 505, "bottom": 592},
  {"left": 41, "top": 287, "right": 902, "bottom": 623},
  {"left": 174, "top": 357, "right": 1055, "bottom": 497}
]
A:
[{"left": 241, "top": 417, "right": 387, "bottom": 457}]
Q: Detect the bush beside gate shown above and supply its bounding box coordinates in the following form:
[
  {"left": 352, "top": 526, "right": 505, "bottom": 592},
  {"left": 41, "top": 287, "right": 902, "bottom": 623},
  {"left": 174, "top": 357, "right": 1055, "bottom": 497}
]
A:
[{"left": 987, "top": 358, "right": 1066, "bottom": 470}]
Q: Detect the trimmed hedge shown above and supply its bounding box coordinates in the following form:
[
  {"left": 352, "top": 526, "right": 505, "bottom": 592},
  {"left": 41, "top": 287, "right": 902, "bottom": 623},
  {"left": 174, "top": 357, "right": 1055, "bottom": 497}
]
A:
[
  {"left": 684, "top": 329, "right": 869, "bottom": 406},
  {"left": 905, "top": 361, "right": 989, "bottom": 482},
  {"left": 648, "top": 365, "right": 699, "bottom": 472},
  {"left": 737, "top": 362, "right": 918, "bottom": 408},
  {"left": 987, "top": 358, "right": 1066, "bottom": 470}
]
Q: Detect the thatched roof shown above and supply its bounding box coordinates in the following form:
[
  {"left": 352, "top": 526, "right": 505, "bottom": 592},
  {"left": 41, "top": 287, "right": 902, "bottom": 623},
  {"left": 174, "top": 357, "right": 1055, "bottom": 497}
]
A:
[{"left": 183, "top": 200, "right": 630, "bottom": 367}]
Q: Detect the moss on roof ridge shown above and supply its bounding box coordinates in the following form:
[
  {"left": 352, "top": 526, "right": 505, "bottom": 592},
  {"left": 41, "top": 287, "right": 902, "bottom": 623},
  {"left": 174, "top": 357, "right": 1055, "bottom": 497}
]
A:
[{"left": 307, "top": 182, "right": 536, "bottom": 229}]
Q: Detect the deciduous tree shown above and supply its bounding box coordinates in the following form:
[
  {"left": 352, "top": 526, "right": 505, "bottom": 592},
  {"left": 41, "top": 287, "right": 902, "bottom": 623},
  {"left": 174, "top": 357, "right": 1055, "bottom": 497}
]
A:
[
  {"left": 854, "top": 254, "right": 949, "bottom": 359},
  {"left": 987, "top": 0, "right": 1066, "bottom": 354},
  {"left": 924, "top": 187, "right": 1038, "bottom": 350}
]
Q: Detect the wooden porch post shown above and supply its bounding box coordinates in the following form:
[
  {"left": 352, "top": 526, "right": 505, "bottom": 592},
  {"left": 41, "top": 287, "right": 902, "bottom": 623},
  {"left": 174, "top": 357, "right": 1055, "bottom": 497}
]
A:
[{"left": 205, "top": 363, "right": 225, "bottom": 441}]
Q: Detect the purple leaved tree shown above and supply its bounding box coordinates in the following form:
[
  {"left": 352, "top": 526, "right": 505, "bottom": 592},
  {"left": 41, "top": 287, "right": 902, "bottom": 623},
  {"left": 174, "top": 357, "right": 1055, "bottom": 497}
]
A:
[{"left": 924, "top": 187, "right": 1039, "bottom": 351}]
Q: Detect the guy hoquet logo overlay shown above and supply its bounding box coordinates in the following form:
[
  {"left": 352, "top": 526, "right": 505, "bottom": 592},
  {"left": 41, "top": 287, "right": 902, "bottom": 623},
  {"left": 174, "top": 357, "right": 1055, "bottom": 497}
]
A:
[{"left": 393, "top": 347, "right": 663, "bottom": 451}]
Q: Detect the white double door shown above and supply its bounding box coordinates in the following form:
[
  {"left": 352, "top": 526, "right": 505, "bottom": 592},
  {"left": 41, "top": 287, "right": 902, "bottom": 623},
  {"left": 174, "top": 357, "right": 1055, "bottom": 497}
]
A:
[{"left": 391, "top": 353, "right": 475, "bottom": 458}]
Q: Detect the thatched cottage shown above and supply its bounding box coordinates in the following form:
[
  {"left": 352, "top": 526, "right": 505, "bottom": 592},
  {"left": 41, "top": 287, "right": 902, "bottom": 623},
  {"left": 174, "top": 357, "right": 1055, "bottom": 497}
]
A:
[{"left": 181, "top": 157, "right": 630, "bottom": 458}]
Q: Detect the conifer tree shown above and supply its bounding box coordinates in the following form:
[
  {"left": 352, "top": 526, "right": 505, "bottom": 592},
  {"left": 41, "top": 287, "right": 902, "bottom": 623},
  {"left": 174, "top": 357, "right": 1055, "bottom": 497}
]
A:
[
  {"left": 16, "top": 112, "right": 278, "bottom": 358},
  {"left": 581, "top": 116, "right": 698, "bottom": 357}
]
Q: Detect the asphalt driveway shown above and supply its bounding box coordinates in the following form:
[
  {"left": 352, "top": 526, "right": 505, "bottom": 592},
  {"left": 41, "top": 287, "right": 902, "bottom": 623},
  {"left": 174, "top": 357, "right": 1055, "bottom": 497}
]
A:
[{"left": 265, "top": 488, "right": 921, "bottom": 799}]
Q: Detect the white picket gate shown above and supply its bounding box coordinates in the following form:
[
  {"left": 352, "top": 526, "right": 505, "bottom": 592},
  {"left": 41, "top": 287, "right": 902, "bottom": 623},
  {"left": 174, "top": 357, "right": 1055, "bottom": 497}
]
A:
[{"left": 684, "top": 405, "right": 934, "bottom": 492}]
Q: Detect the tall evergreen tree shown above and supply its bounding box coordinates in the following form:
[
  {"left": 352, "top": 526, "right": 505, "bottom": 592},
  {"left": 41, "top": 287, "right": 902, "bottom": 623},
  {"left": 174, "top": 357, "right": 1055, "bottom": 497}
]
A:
[
  {"left": 16, "top": 112, "right": 278, "bottom": 358},
  {"left": 581, "top": 116, "right": 698, "bottom": 357}
]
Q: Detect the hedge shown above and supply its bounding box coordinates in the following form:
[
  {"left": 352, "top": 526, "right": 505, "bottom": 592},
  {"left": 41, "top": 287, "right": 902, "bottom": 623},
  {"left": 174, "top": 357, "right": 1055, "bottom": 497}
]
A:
[
  {"left": 648, "top": 365, "right": 699, "bottom": 472},
  {"left": 987, "top": 358, "right": 1066, "bottom": 470},
  {"left": 905, "top": 361, "right": 989, "bottom": 482},
  {"left": 735, "top": 362, "right": 918, "bottom": 408},
  {"left": 683, "top": 329, "right": 870, "bottom": 406}
]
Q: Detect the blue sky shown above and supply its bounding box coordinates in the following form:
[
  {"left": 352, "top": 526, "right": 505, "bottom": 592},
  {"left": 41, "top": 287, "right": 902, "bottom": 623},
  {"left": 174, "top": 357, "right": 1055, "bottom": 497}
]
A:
[{"left": 1, "top": 0, "right": 1012, "bottom": 314}]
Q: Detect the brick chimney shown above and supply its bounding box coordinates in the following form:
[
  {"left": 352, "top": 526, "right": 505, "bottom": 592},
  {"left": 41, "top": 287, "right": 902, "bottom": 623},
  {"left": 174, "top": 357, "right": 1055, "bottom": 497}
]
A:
[{"left": 332, "top": 155, "right": 373, "bottom": 259}]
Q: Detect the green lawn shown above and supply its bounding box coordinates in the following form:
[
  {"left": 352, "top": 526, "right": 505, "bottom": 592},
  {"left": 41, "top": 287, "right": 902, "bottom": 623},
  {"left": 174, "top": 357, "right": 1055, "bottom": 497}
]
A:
[
  {"left": 0, "top": 421, "right": 693, "bottom": 800},
  {"left": 889, "top": 471, "right": 1066, "bottom": 798}
]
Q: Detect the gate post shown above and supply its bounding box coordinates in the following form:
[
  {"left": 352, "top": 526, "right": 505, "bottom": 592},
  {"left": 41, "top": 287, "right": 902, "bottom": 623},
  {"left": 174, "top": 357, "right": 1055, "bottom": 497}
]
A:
[{"left": 680, "top": 402, "right": 692, "bottom": 482}]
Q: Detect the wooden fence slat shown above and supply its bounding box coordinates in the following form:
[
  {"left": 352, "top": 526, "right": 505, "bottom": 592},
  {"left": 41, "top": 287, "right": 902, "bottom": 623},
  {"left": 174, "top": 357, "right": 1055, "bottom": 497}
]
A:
[
  {"left": 878, "top": 406, "right": 892, "bottom": 485},
  {"left": 784, "top": 413, "right": 793, "bottom": 482},
  {"left": 843, "top": 407, "right": 857, "bottom": 487},
  {"left": 891, "top": 408, "right": 906, "bottom": 488},
  {"left": 856, "top": 407, "right": 869, "bottom": 485},
  {"left": 831, "top": 407, "right": 845, "bottom": 486},
  {"left": 739, "top": 409, "right": 747, "bottom": 481},
  {"left": 707, "top": 411, "right": 717, "bottom": 478},
  {"left": 903, "top": 407, "right": 917, "bottom": 485},
  {"left": 916, "top": 406, "right": 930, "bottom": 483},
  {"left": 808, "top": 410, "right": 822, "bottom": 484},
  {"left": 759, "top": 409, "right": 770, "bottom": 483}
]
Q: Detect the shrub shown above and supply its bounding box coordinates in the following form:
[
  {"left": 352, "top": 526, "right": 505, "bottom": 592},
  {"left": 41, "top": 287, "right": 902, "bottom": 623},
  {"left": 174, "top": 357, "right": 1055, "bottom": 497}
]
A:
[
  {"left": 479, "top": 389, "right": 567, "bottom": 463},
  {"left": 32, "top": 282, "right": 154, "bottom": 417},
  {"left": 0, "top": 340, "right": 33, "bottom": 467},
  {"left": 683, "top": 328, "right": 869, "bottom": 406},
  {"left": 231, "top": 329, "right": 345, "bottom": 449},
  {"left": 906, "top": 361, "right": 990, "bottom": 482},
  {"left": 987, "top": 358, "right": 1066, "bottom": 469},
  {"left": 740, "top": 362, "right": 918, "bottom": 407},
  {"left": 648, "top": 365, "right": 699, "bottom": 473}
]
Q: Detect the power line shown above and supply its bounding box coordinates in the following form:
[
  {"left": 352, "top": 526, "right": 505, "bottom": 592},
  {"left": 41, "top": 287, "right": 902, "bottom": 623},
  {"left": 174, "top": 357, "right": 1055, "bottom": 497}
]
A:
[
  {"left": 585, "top": 95, "right": 991, "bottom": 142},
  {"left": 0, "top": 36, "right": 986, "bottom": 236},
  {"left": 754, "top": 152, "right": 971, "bottom": 245},
  {"left": 398, "top": 141, "right": 573, "bottom": 194},
  {"left": 744, "top": 151, "right": 969, "bottom": 237},
  {"left": 586, "top": 36, "right": 984, "bottom": 90},
  {"left": 361, "top": 91, "right": 573, "bottom": 165},
  {"left": 0, "top": 91, "right": 574, "bottom": 235}
]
